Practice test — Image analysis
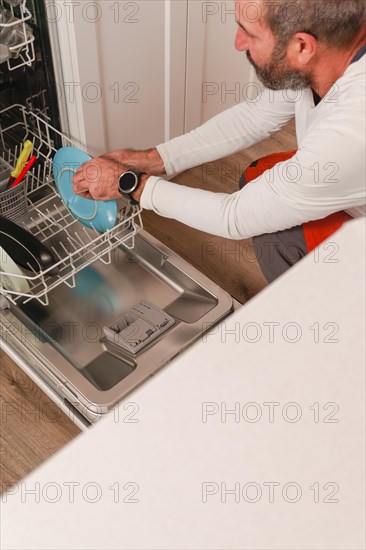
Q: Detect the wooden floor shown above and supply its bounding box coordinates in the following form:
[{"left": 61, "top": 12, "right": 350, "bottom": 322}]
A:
[
  {"left": 0, "top": 121, "right": 297, "bottom": 494},
  {"left": 0, "top": 349, "right": 80, "bottom": 495}
]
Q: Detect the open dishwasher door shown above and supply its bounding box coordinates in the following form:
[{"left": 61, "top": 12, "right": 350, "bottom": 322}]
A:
[
  {"left": 0, "top": 229, "right": 234, "bottom": 424},
  {"left": 0, "top": 105, "right": 235, "bottom": 425}
]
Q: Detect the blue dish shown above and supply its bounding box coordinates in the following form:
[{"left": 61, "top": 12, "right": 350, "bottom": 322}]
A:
[{"left": 52, "top": 147, "right": 118, "bottom": 233}]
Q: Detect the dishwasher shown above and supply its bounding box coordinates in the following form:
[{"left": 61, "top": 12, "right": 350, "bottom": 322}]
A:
[{"left": 0, "top": 104, "right": 235, "bottom": 426}]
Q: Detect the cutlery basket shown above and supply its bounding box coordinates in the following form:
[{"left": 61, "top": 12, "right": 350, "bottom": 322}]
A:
[{"left": 0, "top": 179, "right": 28, "bottom": 221}]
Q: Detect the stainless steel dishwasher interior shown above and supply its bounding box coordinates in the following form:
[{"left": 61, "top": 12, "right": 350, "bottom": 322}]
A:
[{"left": 1, "top": 220, "right": 234, "bottom": 423}]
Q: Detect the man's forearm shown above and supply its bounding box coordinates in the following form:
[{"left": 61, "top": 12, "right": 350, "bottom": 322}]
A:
[
  {"left": 102, "top": 148, "right": 165, "bottom": 176},
  {"left": 124, "top": 148, "right": 166, "bottom": 175},
  {"left": 157, "top": 92, "right": 296, "bottom": 177}
]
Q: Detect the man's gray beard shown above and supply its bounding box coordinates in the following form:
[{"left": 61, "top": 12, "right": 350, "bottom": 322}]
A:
[{"left": 247, "top": 41, "right": 313, "bottom": 90}]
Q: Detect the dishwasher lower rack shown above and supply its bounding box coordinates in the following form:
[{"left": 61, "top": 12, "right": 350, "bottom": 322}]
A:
[{"left": 0, "top": 104, "right": 143, "bottom": 306}]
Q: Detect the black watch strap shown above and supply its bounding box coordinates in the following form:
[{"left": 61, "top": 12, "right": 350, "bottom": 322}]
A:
[{"left": 118, "top": 170, "right": 144, "bottom": 205}]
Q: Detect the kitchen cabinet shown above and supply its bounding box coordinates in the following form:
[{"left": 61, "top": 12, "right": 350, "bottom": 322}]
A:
[
  {"left": 49, "top": 0, "right": 188, "bottom": 154},
  {"left": 185, "top": 0, "right": 258, "bottom": 129},
  {"left": 48, "top": 0, "right": 256, "bottom": 153}
]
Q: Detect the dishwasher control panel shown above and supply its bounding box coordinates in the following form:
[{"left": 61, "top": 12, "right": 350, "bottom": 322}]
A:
[{"left": 103, "top": 300, "right": 176, "bottom": 354}]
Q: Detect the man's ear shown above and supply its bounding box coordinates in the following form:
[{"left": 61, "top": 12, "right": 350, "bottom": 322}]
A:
[{"left": 289, "top": 32, "right": 318, "bottom": 66}]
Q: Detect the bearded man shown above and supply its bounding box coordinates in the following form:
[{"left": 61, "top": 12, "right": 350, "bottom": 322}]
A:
[{"left": 74, "top": 0, "right": 366, "bottom": 282}]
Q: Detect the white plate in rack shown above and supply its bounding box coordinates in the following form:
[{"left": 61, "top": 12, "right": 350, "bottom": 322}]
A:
[{"left": 0, "top": 245, "right": 30, "bottom": 294}]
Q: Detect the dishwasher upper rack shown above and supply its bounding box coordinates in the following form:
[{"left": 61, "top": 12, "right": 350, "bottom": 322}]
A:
[
  {"left": 0, "top": 104, "right": 143, "bottom": 306},
  {"left": 0, "top": 0, "right": 35, "bottom": 71}
]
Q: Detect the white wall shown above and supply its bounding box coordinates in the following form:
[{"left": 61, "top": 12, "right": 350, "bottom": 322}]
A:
[{"left": 52, "top": 0, "right": 257, "bottom": 155}]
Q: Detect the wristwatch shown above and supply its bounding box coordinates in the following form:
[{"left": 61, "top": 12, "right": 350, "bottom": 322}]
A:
[{"left": 118, "top": 170, "right": 144, "bottom": 205}]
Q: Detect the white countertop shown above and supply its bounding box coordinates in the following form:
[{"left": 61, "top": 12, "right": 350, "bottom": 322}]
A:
[{"left": 1, "top": 218, "right": 365, "bottom": 550}]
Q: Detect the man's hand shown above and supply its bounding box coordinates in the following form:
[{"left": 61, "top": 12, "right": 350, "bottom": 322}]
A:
[
  {"left": 73, "top": 147, "right": 165, "bottom": 201},
  {"left": 73, "top": 157, "right": 123, "bottom": 201}
]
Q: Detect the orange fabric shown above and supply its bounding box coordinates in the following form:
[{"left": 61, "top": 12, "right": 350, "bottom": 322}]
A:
[
  {"left": 244, "top": 150, "right": 352, "bottom": 253},
  {"left": 302, "top": 210, "right": 352, "bottom": 252},
  {"left": 245, "top": 150, "right": 297, "bottom": 183}
]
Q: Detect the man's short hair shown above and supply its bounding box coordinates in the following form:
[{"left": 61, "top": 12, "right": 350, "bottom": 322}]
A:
[{"left": 263, "top": 0, "right": 366, "bottom": 48}]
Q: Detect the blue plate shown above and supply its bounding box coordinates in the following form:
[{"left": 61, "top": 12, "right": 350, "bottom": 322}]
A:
[{"left": 52, "top": 147, "right": 118, "bottom": 233}]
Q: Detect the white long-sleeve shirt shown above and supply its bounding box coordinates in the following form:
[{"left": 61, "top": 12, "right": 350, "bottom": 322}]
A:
[{"left": 141, "top": 54, "right": 366, "bottom": 239}]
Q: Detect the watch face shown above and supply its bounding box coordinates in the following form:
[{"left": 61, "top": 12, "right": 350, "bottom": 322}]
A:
[{"left": 119, "top": 171, "right": 138, "bottom": 194}]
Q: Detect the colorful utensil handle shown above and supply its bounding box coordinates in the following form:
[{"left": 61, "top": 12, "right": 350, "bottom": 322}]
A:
[
  {"left": 11, "top": 156, "right": 37, "bottom": 188},
  {"left": 10, "top": 140, "right": 33, "bottom": 178}
]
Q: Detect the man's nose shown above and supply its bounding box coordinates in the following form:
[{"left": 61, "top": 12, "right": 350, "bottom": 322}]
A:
[{"left": 235, "top": 28, "right": 250, "bottom": 51}]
